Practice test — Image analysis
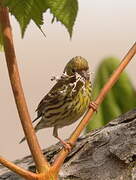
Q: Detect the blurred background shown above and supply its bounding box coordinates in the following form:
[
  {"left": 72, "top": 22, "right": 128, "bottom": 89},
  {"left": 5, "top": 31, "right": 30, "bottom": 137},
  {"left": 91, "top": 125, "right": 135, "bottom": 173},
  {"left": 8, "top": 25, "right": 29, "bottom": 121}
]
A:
[{"left": 0, "top": 0, "right": 136, "bottom": 161}]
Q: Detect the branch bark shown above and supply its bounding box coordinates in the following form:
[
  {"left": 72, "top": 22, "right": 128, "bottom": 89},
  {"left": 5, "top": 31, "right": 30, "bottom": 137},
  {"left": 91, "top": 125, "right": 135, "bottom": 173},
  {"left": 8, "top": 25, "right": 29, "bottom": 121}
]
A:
[{"left": 1, "top": 108, "right": 136, "bottom": 180}]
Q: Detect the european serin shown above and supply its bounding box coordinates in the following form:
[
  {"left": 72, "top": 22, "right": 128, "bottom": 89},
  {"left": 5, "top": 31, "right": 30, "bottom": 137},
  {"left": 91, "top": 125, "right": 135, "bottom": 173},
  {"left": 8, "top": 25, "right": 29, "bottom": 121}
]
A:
[{"left": 20, "top": 56, "right": 92, "bottom": 148}]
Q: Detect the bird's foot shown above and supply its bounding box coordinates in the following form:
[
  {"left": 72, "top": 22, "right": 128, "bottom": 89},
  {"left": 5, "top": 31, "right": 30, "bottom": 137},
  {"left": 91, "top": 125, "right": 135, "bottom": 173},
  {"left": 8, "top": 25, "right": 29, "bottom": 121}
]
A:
[
  {"left": 62, "top": 141, "right": 73, "bottom": 152},
  {"left": 57, "top": 137, "right": 73, "bottom": 152},
  {"left": 89, "top": 101, "right": 98, "bottom": 112}
]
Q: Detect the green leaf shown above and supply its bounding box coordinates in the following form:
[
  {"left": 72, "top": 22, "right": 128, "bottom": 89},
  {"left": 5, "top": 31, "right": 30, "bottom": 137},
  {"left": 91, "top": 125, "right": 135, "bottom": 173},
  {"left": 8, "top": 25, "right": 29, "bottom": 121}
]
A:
[
  {"left": 3, "top": 0, "right": 48, "bottom": 37},
  {"left": 3, "top": 0, "right": 78, "bottom": 38},
  {"left": 4, "top": 0, "right": 33, "bottom": 37},
  {"left": 30, "top": 0, "right": 48, "bottom": 35},
  {"left": 47, "top": 0, "right": 78, "bottom": 37},
  {"left": 86, "top": 57, "right": 136, "bottom": 132}
]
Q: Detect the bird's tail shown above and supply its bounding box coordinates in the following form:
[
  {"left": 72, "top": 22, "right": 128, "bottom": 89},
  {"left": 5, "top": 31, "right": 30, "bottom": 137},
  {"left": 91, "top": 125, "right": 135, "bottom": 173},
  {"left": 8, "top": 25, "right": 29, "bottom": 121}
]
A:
[
  {"left": 32, "top": 116, "right": 40, "bottom": 123},
  {"left": 19, "top": 136, "right": 26, "bottom": 144},
  {"left": 19, "top": 130, "right": 38, "bottom": 144},
  {"left": 19, "top": 123, "right": 41, "bottom": 144},
  {"left": 19, "top": 116, "right": 41, "bottom": 144},
  {"left": 19, "top": 127, "right": 39, "bottom": 144}
]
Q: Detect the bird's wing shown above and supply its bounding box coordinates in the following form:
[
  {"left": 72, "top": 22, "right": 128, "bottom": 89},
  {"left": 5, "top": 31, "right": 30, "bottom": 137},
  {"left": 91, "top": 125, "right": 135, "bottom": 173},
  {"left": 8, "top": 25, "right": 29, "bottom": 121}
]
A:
[{"left": 33, "top": 78, "right": 74, "bottom": 122}]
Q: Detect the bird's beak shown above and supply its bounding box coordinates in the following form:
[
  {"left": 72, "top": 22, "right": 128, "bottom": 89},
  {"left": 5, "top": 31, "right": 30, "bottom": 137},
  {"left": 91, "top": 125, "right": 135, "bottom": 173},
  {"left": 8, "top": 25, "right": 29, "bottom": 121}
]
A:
[{"left": 81, "top": 70, "right": 90, "bottom": 80}]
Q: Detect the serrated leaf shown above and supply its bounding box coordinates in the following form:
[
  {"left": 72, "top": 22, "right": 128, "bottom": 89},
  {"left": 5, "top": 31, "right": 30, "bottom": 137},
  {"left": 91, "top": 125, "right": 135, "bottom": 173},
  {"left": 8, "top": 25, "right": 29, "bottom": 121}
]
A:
[
  {"left": 47, "top": 0, "right": 78, "bottom": 37},
  {"left": 4, "top": 0, "right": 33, "bottom": 37},
  {"left": 3, "top": 0, "right": 48, "bottom": 37},
  {"left": 86, "top": 57, "right": 136, "bottom": 132},
  {"left": 30, "top": 0, "right": 48, "bottom": 37},
  {"left": 3, "top": 0, "right": 78, "bottom": 38},
  {"left": 30, "top": 0, "right": 48, "bottom": 28}
]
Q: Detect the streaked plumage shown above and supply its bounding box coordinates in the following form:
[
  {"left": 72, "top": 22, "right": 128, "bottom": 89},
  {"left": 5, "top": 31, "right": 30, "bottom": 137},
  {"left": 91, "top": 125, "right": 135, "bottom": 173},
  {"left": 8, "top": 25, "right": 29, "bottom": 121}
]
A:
[{"left": 20, "top": 56, "right": 92, "bottom": 144}]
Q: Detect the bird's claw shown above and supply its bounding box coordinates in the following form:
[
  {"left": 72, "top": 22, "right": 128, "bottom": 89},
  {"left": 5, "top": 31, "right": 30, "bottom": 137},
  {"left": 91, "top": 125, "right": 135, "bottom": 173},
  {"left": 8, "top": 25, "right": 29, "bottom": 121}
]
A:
[
  {"left": 89, "top": 101, "right": 98, "bottom": 112},
  {"left": 63, "top": 142, "right": 72, "bottom": 152},
  {"left": 59, "top": 139, "right": 73, "bottom": 152}
]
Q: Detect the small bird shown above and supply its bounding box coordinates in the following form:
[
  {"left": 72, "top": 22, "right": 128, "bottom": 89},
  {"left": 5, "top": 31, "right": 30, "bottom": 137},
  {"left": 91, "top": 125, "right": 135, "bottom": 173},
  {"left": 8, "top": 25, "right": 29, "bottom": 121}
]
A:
[{"left": 20, "top": 56, "right": 92, "bottom": 149}]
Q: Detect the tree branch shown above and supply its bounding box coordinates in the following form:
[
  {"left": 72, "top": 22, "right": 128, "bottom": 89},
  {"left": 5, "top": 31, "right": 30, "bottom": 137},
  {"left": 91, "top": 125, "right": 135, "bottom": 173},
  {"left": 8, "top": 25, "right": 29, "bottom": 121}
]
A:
[
  {"left": 0, "top": 6, "right": 50, "bottom": 173},
  {"left": 1, "top": 108, "right": 136, "bottom": 179},
  {"left": 0, "top": 156, "right": 37, "bottom": 180}
]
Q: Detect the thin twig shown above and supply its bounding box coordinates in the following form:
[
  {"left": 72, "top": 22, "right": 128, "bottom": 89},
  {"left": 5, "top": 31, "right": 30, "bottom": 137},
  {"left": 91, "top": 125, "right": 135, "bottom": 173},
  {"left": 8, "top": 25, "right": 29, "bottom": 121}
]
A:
[
  {"left": 52, "top": 42, "right": 136, "bottom": 171},
  {"left": 0, "top": 156, "right": 37, "bottom": 180},
  {"left": 0, "top": 6, "right": 50, "bottom": 173}
]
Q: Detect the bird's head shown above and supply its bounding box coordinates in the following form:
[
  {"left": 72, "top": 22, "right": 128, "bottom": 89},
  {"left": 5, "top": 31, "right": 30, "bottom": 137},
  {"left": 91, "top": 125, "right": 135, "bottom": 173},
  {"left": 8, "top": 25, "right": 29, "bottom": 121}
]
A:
[{"left": 63, "top": 56, "right": 90, "bottom": 80}]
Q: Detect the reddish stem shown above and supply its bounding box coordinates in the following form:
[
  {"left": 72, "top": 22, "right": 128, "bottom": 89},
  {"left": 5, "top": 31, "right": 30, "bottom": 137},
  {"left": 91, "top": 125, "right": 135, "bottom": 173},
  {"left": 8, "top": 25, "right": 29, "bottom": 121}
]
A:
[
  {"left": 0, "top": 156, "right": 37, "bottom": 180},
  {"left": 0, "top": 6, "right": 50, "bottom": 173}
]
